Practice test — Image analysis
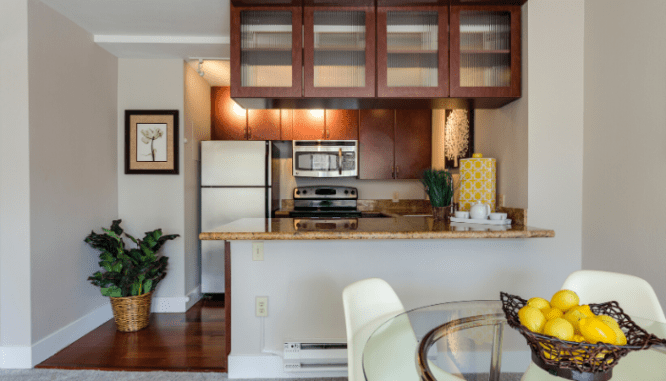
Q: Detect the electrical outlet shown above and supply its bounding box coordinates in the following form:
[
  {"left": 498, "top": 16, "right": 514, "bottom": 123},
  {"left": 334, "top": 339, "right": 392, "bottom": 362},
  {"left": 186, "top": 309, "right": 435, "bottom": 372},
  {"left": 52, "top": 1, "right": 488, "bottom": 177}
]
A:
[
  {"left": 499, "top": 194, "right": 506, "bottom": 208},
  {"left": 392, "top": 191, "right": 399, "bottom": 203},
  {"left": 256, "top": 296, "right": 268, "bottom": 317},
  {"left": 252, "top": 242, "right": 264, "bottom": 261}
]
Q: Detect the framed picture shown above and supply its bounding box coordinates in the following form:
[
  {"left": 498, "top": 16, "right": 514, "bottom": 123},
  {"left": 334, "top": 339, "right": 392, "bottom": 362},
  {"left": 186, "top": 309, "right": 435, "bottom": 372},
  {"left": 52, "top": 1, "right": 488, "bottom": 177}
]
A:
[{"left": 125, "top": 110, "right": 179, "bottom": 174}]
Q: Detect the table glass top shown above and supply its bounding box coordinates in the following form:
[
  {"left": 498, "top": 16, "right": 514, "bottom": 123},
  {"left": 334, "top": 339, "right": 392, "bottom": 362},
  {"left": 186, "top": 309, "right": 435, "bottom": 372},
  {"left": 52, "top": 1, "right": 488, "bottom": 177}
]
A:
[{"left": 362, "top": 300, "right": 666, "bottom": 381}]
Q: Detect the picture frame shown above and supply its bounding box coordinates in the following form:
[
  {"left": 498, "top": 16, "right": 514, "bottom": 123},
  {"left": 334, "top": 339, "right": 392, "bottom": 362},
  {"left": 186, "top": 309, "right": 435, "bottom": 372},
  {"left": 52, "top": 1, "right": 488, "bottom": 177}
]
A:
[{"left": 125, "top": 110, "right": 179, "bottom": 175}]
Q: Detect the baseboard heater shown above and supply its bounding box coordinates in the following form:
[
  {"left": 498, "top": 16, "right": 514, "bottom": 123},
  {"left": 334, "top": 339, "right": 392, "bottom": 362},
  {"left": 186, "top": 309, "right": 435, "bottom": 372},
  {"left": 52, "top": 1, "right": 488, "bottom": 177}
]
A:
[{"left": 283, "top": 339, "right": 348, "bottom": 372}]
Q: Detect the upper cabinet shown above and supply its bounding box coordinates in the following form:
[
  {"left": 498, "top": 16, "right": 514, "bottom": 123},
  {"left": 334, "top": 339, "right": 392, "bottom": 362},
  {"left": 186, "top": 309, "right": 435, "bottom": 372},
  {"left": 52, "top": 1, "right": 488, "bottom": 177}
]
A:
[
  {"left": 377, "top": 6, "right": 448, "bottom": 98},
  {"left": 230, "top": 1, "right": 525, "bottom": 108},
  {"left": 449, "top": 5, "right": 521, "bottom": 97},
  {"left": 230, "top": 5, "right": 302, "bottom": 98},
  {"left": 304, "top": 7, "right": 376, "bottom": 97}
]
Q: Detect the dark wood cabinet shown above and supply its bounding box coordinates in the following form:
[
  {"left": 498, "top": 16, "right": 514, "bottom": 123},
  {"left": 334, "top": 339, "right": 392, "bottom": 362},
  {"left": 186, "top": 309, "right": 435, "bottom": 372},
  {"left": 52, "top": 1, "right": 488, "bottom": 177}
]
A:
[
  {"left": 212, "top": 87, "right": 247, "bottom": 140},
  {"left": 359, "top": 110, "right": 395, "bottom": 179},
  {"left": 303, "top": 6, "right": 376, "bottom": 98},
  {"left": 247, "top": 110, "right": 281, "bottom": 140},
  {"left": 376, "top": 6, "right": 449, "bottom": 98},
  {"left": 359, "top": 109, "right": 431, "bottom": 179},
  {"left": 395, "top": 109, "right": 432, "bottom": 179},
  {"left": 280, "top": 109, "right": 293, "bottom": 140},
  {"left": 325, "top": 110, "right": 359, "bottom": 140},
  {"left": 449, "top": 5, "right": 521, "bottom": 97},
  {"left": 230, "top": 5, "right": 302, "bottom": 98}
]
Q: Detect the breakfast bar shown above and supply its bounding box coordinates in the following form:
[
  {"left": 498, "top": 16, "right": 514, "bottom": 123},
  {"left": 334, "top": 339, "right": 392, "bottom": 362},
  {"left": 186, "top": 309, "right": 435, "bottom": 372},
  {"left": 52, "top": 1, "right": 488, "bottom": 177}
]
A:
[{"left": 200, "top": 216, "right": 554, "bottom": 379}]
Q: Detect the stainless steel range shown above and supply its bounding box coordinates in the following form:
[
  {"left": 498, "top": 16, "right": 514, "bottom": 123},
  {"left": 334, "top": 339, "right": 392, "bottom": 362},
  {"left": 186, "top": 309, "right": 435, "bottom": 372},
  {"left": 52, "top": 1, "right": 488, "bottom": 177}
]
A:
[{"left": 289, "top": 186, "right": 362, "bottom": 218}]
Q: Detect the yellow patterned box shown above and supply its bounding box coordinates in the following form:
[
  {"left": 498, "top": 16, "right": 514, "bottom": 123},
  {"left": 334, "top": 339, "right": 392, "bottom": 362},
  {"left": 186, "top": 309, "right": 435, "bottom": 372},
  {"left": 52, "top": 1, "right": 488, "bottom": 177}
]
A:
[{"left": 459, "top": 157, "right": 496, "bottom": 212}]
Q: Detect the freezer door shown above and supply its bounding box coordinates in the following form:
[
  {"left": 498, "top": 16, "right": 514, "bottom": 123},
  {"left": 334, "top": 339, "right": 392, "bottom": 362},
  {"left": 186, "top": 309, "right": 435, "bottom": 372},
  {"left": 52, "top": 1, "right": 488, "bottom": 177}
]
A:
[{"left": 201, "top": 141, "right": 270, "bottom": 187}]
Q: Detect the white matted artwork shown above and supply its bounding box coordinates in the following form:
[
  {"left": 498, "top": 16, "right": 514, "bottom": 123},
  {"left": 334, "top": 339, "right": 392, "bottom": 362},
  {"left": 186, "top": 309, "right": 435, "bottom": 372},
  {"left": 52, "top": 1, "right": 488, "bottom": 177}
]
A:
[{"left": 136, "top": 123, "right": 168, "bottom": 162}]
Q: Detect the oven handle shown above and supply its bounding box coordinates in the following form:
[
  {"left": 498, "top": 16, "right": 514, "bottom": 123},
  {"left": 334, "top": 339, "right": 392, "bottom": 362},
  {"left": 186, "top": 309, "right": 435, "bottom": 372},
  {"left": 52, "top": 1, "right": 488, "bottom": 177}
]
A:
[{"left": 338, "top": 148, "right": 342, "bottom": 175}]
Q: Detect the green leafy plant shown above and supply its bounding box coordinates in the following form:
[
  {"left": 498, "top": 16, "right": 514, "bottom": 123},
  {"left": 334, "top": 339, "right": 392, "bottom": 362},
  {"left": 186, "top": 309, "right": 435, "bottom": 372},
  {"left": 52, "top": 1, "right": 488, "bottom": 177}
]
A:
[
  {"left": 85, "top": 220, "right": 179, "bottom": 297},
  {"left": 421, "top": 168, "right": 454, "bottom": 207}
]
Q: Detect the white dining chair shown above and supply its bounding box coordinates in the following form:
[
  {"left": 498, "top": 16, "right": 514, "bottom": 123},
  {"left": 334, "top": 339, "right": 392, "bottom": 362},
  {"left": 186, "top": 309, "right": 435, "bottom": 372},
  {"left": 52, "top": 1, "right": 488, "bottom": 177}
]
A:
[
  {"left": 342, "top": 278, "right": 462, "bottom": 381},
  {"left": 522, "top": 270, "right": 666, "bottom": 381}
]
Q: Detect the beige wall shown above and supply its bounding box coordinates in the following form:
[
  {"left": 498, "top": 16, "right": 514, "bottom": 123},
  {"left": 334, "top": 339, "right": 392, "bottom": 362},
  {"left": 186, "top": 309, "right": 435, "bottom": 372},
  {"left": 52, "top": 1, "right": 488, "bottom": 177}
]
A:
[
  {"left": 0, "top": 0, "right": 32, "bottom": 351},
  {"left": 117, "top": 59, "right": 186, "bottom": 303},
  {"left": 27, "top": 0, "right": 119, "bottom": 345},
  {"left": 583, "top": 0, "right": 666, "bottom": 305},
  {"left": 183, "top": 63, "right": 211, "bottom": 294}
]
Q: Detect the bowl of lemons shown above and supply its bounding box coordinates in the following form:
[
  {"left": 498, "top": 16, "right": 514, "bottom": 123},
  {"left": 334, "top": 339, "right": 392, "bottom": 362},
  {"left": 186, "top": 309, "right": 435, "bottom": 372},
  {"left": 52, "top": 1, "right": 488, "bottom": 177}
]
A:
[{"left": 500, "top": 290, "right": 666, "bottom": 381}]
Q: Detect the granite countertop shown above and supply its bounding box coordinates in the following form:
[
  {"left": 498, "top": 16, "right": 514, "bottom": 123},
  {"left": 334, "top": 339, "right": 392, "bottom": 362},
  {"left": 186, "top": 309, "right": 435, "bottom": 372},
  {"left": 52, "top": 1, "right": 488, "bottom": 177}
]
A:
[{"left": 199, "top": 217, "right": 555, "bottom": 241}]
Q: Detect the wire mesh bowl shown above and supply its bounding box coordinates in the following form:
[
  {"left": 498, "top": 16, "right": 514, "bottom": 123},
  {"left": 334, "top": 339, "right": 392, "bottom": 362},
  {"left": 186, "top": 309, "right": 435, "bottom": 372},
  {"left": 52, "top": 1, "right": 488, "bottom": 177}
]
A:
[{"left": 500, "top": 291, "right": 666, "bottom": 381}]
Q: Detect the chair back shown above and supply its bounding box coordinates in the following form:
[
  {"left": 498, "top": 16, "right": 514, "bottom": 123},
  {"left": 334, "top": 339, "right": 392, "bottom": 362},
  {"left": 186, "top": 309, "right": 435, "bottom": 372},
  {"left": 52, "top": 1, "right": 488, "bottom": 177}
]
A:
[
  {"left": 562, "top": 270, "right": 666, "bottom": 323},
  {"left": 342, "top": 278, "right": 408, "bottom": 381}
]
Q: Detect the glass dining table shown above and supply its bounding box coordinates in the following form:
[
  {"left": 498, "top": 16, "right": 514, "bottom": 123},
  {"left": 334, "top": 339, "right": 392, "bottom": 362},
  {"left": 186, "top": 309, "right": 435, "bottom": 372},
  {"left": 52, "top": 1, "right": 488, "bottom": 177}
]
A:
[{"left": 362, "top": 300, "right": 666, "bottom": 381}]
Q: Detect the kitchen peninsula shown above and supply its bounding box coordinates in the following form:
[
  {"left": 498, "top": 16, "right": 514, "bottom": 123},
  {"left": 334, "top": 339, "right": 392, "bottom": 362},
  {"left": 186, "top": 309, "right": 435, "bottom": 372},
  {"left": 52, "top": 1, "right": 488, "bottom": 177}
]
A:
[{"left": 200, "top": 216, "right": 553, "bottom": 379}]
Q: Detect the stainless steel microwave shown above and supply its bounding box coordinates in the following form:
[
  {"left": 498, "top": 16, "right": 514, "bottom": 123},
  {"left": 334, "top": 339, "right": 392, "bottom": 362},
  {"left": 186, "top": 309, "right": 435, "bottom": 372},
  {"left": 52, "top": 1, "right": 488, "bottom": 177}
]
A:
[{"left": 292, "top": 140, "right": 358, "bottom": 178}]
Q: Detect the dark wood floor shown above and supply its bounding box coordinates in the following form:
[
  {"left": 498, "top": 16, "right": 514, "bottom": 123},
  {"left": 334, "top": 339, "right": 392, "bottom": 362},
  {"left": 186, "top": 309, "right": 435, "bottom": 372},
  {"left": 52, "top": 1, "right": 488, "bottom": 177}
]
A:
[{"left": 36, "top": 297, "right": 226, "bottom": 372}]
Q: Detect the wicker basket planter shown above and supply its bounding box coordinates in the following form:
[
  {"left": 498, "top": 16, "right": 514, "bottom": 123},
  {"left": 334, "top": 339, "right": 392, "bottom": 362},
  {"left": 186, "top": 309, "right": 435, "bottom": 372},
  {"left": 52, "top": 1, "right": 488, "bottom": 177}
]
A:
[{"left": 110, "top": 291, "right": 153, "bottom": 332}]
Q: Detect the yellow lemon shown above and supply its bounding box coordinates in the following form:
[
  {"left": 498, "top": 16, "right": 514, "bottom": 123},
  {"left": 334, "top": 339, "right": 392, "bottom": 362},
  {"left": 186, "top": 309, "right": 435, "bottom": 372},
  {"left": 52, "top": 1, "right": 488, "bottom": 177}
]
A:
[
  {"left": 579, "top": 317, "right": 616, "bottom": 344},
  {"left": 528, "top": 297, "right": 551, "bottom": 310},
  {"left": 610, "top": 326, "right": 627, "bottom": 346},
  {"left": 597, "top": 315, "right": 620, "bottom": 330},
  {"left": 571, "top": 305, "right": 596, "bottom": 318},
  {"left": 551, "top": 289, "right": 580, "bottom": 312},
  {"left": 564, "top": 309, "right": 587, "bottom": 332},
  {"left": 543, "top": 307, "right": 564, "bottom": 321},
  {"left": 543, "top": 318, "right": 575, "bottom": 341},
  {"left": 573, "top": 334, "right": 586, "bottom": 342},
  {"left": 519, "top": 305, "right": 546, "bottom": 333}
]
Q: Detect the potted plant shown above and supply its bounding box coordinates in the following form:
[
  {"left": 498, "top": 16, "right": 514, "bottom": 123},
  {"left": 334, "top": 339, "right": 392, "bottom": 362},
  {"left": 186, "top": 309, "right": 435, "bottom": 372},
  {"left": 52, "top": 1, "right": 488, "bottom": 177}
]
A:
[
  {"left": 421, "top": 168, "right": 454, "bottom": 221},
  {"left": 85, "top": 219, "right": 179, "bottom": 332}
]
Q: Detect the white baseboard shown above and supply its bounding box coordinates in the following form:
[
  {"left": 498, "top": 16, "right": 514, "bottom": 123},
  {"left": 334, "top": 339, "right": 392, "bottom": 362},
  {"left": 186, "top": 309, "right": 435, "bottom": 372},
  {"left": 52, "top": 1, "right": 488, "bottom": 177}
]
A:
[
  {"left": 0, "top": 346, "right": 32, "bottom": 369},
  {"left": 228, "top": 354, "right": 347, "bottom": 379},
  {"left": 31, "top": 302, "right": 113, "bottom": 367},
  {"left": 186, "top": 285, "right": 202, "bottom": 311},
  {"left": 151, "top": 296, "right": 190, "bottom": 313},
  {"left": 0, "top": 302, "right": 113, "bottom": 369}
]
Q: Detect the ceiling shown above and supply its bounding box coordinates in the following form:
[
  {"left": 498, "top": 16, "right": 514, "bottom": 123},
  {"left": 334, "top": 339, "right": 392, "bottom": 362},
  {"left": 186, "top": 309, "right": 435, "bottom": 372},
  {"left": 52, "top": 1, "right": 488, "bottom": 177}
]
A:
[{"left": 41, "top": 0, "right": 231, "bottom": 60}]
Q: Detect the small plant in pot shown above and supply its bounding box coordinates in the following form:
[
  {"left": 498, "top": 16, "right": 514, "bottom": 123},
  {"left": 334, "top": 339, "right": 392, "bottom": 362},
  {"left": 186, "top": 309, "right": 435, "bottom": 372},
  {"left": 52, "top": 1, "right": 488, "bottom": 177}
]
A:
[
  {"left": 85, "top": 219, "right": 179, "bottom": 332},
  {"left": 421, "top": 168, "right": 454, "bottom": 221}
]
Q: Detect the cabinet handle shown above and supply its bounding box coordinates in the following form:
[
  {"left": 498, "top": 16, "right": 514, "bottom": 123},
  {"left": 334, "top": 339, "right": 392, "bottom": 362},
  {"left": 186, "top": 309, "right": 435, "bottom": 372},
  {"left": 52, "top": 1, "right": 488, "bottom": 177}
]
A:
[
  {"left": 396, "top": 166, "right": 400, "bottom": 178},
  {"left": 392, "top": 166, "right": 395, "bottom": 179},
  {"left": 247, "top": 127, "right": 252, "bottom": 140}
]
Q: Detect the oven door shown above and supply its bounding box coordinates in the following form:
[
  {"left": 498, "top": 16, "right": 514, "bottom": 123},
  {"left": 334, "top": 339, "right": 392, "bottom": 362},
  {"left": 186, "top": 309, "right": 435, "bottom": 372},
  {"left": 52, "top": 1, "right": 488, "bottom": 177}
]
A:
[{"left": 292, "top": 140, "right": 358, "bottom": 177}]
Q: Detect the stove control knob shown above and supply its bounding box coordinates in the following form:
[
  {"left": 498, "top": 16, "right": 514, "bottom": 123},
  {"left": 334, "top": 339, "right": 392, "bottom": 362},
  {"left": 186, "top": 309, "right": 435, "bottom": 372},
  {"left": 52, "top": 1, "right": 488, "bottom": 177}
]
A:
[
  {"left": 344, "top": 190, "right": 349, "bottom": 195},
  {"left": 351, "top": 190, "right": 356, "bottom": 195},
  {"left": 296, "top": 190, "right": 300, "bottom": 195},
  {"left": 302, "top": 190, "right": 307, "bottom": 195}
]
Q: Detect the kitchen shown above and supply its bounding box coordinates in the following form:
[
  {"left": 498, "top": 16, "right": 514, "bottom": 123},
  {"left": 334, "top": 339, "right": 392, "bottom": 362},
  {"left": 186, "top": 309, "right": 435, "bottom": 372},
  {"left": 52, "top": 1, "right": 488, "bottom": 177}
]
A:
[{"left": 3, "top": 1, "right": 666, "bottom": 380}]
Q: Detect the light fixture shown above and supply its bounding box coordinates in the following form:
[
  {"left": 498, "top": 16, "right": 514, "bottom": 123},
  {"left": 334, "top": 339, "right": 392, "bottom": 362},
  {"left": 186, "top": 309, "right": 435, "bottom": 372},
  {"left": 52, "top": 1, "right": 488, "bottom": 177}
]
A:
[
  {"left": 310, "top": 110, "right": 324, "bottom": 118},
  {"left": 232, "top": 101, "right": 245, "bottom": 117},
  {"left": 197, "top": 59, "right": 205, "bottom": 77}
]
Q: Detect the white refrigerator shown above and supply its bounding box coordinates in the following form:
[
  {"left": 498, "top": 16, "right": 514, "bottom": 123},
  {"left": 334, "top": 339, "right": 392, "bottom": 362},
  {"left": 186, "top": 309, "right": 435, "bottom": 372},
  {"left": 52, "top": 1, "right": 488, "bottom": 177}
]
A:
[{"left": 200, "top": 140, "right": 278, "bottom": 293}]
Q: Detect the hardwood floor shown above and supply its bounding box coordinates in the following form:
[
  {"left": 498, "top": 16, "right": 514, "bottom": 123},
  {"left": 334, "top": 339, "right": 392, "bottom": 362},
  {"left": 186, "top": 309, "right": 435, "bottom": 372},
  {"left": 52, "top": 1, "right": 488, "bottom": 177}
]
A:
[{"left": 36, "top": 297, "right": 226, "bottom": 372}]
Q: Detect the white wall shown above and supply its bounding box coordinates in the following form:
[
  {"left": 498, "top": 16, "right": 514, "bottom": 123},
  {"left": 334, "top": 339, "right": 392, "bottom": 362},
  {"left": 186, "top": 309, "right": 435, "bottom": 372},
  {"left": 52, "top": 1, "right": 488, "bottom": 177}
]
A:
[
  {"left": 0, "top": 0, "right": 32, "bottom": 357},
  {"left": 583, "top": 0, "right": 666, "bottom": 306},
  {"left": 117, "top": 59, "right": 187, "bottom": 308},
  {"left": 183, "top": 63, "right": 211, "bottom": 296},
  {"left": 28, "top": 0, "right": 118, "bottom": 347}
]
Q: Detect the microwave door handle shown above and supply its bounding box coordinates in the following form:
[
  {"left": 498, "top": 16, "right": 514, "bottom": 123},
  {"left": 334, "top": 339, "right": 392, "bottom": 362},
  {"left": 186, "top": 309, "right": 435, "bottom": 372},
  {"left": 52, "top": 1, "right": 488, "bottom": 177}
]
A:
[{"left": 338, "top": 149, "right": 342, "bottom": 175}]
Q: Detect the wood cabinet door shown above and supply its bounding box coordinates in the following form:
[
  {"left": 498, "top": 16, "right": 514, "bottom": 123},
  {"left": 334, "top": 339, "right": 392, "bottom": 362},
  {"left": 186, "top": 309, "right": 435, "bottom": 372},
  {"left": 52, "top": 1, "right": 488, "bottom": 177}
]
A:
[
  {"left": 325, "top": 110, "right": 359, "bottom": 140},
  {"left": 377, "top": 6, "right": 449, "bottom": 98},
  {"left": 449, "top": 5, "right": 521, "bottom": 97},
  {"left": 247, "top": 110, "right": 281, "bottom": 140},
  {"left": 211, "top": 86, "right": 247, "bottom": 140},
  {"left": 359, "top": 110, "right": 395, "bottom": 179},
  {"left": 280, "top": 109, "right": 293, "bottom": 140},
  {"left": 395, "top": 109, "right": 431, "bottom": 179},
  {"left": 303, "top": 6, "right": 376, "bottom": 98},
  {"left": 230, "top": 5, "right": 302, "bottom": 98},
  {"left": 292, "top": 110, "right": 325, "bottom": 140}
]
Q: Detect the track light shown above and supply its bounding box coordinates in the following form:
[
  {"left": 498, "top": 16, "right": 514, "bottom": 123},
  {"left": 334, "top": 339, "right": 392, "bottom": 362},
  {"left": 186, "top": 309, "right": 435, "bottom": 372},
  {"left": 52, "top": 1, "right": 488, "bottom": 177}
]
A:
[{"left": 197, "top": 59, "right": 205, "bottom": 77}]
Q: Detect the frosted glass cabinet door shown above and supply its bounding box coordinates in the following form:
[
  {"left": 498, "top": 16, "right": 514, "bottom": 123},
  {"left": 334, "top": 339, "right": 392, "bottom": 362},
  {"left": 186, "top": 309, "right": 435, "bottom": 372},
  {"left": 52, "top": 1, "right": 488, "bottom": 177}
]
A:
[
  {"left": 304, "top": 6, "right": 375, "bottom": 98},
  {"left": 450, "top": 5, "right": 521, "bottom": 98},
  {"left": 377, "top": 7, "right": 448, "bottom": 98},
  {"left": 230, "top": 5, "right": 302, "bottom": 98}
]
